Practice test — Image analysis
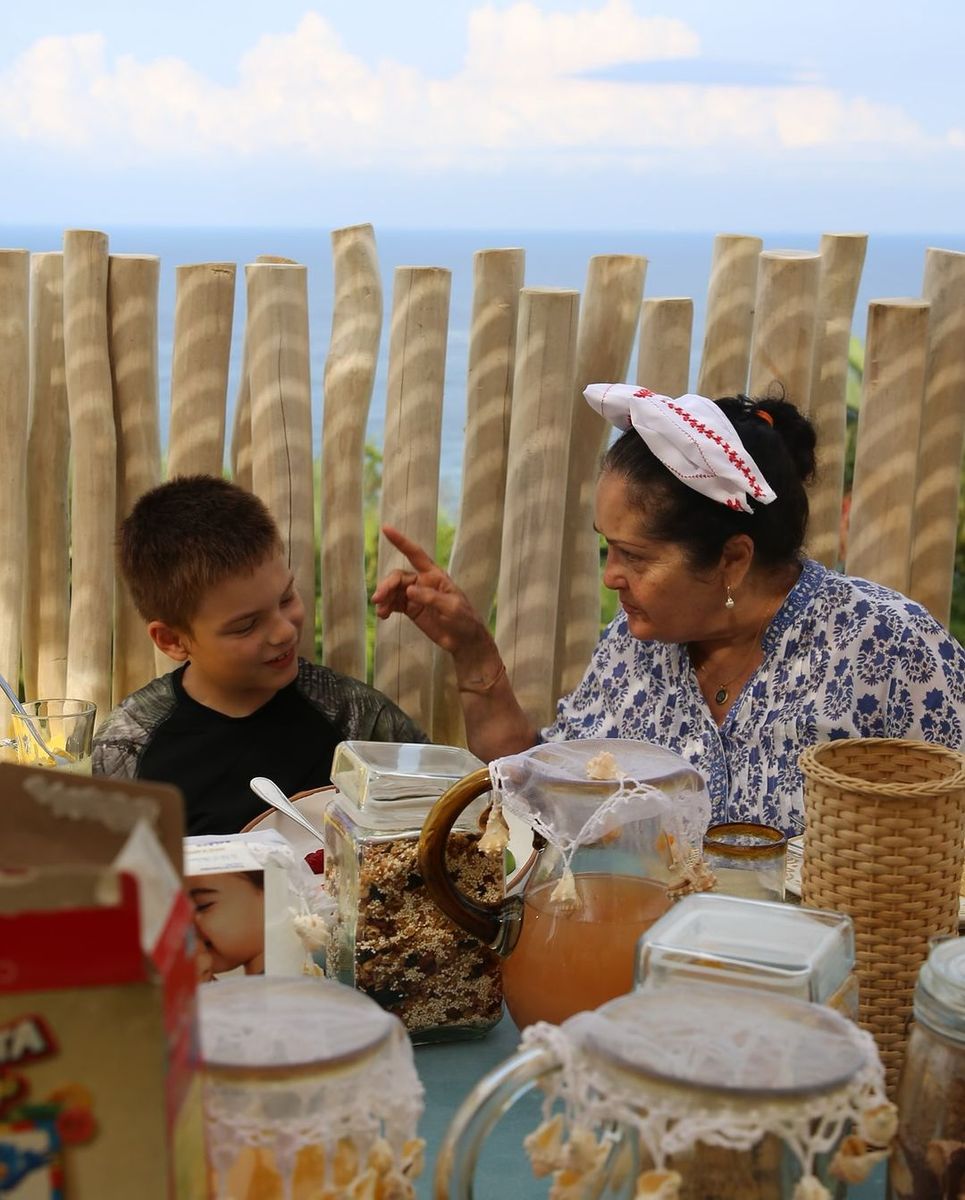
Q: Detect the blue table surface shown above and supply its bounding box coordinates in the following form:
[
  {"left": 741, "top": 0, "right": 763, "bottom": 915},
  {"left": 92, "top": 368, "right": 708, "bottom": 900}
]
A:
[{"left": 413, "top": 1014, "right": 887, "bottom": 1199}]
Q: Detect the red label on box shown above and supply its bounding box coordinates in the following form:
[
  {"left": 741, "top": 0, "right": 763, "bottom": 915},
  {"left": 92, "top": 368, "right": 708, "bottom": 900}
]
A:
[{"left": 0, "top": 874, "right": 147, "bottom": 992}]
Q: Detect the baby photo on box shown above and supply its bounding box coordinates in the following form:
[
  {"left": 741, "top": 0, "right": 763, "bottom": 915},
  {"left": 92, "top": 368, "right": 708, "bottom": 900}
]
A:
[{"left": 184, "top": 831, "right": 331, "bottom": 981}]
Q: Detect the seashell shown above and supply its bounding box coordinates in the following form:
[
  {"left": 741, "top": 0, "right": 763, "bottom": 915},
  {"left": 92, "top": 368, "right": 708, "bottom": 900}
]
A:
[
  {"left": 524, "top": 1114, "right": 566, "bottom": 1177},
  {"left": 634, "top": 1167, "right": 683, "bottom": 1198},
  {"left": 791, "top": 1175, "right": 832, "bottom": 1200},
  {"left": 857, "top": 1101, "right": 899, "bottom": 1147},
  {"left": 829, "top": 1135, "right": 889, "bottom": 1184},
  {"left": 478, "top": 806, "right": 511, "bottom": 854},
  {"left": 366, "top": 1138, "right": 394, "bottom": 1175},
  {"left": 400, "top": 1138, "right": 425, "bottom": 1179}
]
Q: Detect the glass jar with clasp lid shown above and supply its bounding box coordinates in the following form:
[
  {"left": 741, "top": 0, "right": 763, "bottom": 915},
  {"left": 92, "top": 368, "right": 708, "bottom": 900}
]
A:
[
  {"left": 890, "top": 937, "right": 965, "bottom": 1200},
  {"left": 435, "top": 980, "right": 896, "bottom": 1200},
  {"left": 322, "top": 740, "right": 504, "bottom": 1042}
]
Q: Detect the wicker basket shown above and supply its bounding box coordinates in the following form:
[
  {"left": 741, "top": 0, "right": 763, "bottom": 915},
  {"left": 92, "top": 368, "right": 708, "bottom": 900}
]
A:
[{"left": 799, "top": 737, "right": 965, "bottom": 1096}]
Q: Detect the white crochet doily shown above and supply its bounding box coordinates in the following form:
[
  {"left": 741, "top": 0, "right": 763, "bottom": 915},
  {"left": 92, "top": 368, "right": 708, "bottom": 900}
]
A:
[
  {"left": 520, "top": 981, "right": 895, "bottom": 1200},
  {"left": 200, "top": 977, "right": 424, "bottom": 1198}
]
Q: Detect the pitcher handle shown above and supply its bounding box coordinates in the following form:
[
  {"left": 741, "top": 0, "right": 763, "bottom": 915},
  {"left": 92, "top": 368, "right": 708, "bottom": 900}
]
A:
[
  {"left": 418, "top": 767, "right": 522, "bottom": 953},
  {"left": 433, "top": 1045, "right": 558, "bottom": 1199}
]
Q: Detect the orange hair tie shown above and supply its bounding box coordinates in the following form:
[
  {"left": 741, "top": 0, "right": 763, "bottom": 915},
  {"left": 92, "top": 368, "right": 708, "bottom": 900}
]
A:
[{"left": 754, "top": 408, "right": 774, "bottom": 427}]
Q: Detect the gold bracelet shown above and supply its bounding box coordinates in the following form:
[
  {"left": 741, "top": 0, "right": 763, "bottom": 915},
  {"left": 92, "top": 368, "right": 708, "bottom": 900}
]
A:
[{"left": 458, "top": 661, "right": 507, "bottom": 695}]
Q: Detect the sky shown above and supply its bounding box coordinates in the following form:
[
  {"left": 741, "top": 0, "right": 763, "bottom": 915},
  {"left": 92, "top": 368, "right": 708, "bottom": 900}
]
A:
[{"left": 2, "top": 0, "right": 964, "bottom": 231}]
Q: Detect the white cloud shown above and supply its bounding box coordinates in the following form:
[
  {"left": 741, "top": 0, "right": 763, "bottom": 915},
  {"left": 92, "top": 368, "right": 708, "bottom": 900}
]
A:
[{"left": 0, "top": 2, "right": 934, "bottom": 170}]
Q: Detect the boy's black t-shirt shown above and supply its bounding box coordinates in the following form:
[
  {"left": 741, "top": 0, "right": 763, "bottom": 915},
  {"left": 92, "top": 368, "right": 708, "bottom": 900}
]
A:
[{"left": 138, "top": 666, "right": 343, "bottom": 836}]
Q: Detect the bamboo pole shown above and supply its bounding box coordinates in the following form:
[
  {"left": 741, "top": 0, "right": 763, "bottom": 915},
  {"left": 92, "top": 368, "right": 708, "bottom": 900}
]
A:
[
  {"left": 908, "top": 249, "right": 965, "bottom": 624},
  {"left": 167, "top": 262, "right": 235, "bottom": 479},
  {"left": 637, "top": 297, "right": 693, "bottom": 396},
  {"left": 22, "top": 253, "right": 68, "bottom": 700},
  {"left": 246, "top": 263, "right": 316, "bottom": 660},
  {"left": 0, "top": 249, "right": 30, "bottom": 704},
  {"left": 320, "top": 227, "right": 383, "bottom": 681},
  {"left": 748, "top": 249, "right": 821, "bottom": 408},
  {"left": 846, "top": 299, "right": 930, "bottom": 592},
  {"left": 63, "top": 229, "right": 116, "bottom": 723},
  {"left": 806, "top": 234, "right": 868, "bottom": 567},
  {"left": 497, "top": 287, "right": 580, "bottom": 728},
  {"left": 108, "top": 254, "right": 161, "bottom": 702},
  {"left": 231, "top": 339, "right": 253, "bottom": 490},
  {"left": 697, "top": 234, "right": 762, "bottom": 399},
  {"left": 431, "top": 247, "right": 525, "bottom": 745},
  {"left": 232, "top": 255, "right": 296, "bottom": 491},
  {"left": 374, "top": 267, "right": 451, "bottom": 729},
  {"left": 553, "top": 257, "right": 645, "bottom": 699}
]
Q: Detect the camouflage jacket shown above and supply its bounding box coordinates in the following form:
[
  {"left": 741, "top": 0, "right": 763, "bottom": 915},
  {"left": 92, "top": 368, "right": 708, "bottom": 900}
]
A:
[{"left": 92, "top": 658, "right": 429, "bottom": 780}]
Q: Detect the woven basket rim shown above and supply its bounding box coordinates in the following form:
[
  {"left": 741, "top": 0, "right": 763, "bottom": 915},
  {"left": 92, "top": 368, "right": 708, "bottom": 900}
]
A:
[{"left": 799, "top": 738, "right": 965, "bottom": 798}]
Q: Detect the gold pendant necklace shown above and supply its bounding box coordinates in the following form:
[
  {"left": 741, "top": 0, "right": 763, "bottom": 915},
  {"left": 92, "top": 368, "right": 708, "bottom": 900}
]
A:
[{"left": 694, "top": 609, "right": 774, "bottom": 707}]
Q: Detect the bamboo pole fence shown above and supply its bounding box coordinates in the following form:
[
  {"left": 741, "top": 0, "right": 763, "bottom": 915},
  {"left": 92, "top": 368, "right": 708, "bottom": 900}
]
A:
[
  {"left": 431, "top": 247, "right": 524, "bottom": 747},
  {"left": 62, "top": 230, "right": 116, "bottom": 724},
  {"left": 374, "top": 266, "right": 452, "bottom": 731},
  {"left": 1, "top": 225, "right": 963, "bottom": 750},
  {"left": 108, "top": 253, "right": 161, "bottom": 701},
  {"left": 22, "top": 252, "right": 68, "bottom": 701},
  {"left": 807, "top": 234, "right": 868, "bottom": 567},
  {"left": 908, "top": 250, "right": 965, "bottom": 624},
  {"left": 0, "top": 250, "right": 29, "bottom": 706},
  {"left": 847, "top": 299, "right": 931, "bottom": 592},
  {"left": 167, "top": 262, "right": 235, "bottom": 479},
  {"left": 321, "top": 227, "right": 383, "bottom": 681},
  {"left": 554, "top": 256, "right": 646, "bottom": 700}
]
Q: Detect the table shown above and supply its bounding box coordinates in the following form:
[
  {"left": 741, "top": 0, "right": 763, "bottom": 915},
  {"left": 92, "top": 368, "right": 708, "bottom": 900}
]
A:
[{"left": 414, "top": 1015, "right": 888, "bottom": 1199}]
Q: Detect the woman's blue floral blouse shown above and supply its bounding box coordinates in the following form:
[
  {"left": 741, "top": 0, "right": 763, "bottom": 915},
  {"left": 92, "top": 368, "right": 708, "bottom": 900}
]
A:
[{"left": 542, "top": 559, "right": 965, "bottom": 834}]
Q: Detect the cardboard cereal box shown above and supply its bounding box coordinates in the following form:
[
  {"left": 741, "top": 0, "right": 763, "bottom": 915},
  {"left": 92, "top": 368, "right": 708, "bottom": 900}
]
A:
[{"left": 0, "top": 763, "right": 207, "bottom": 1199}]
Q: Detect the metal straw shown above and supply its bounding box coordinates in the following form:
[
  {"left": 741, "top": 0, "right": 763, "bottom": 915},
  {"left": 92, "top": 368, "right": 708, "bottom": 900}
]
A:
[{"left": 0, "top": 673, "right": 72, "bottom": 767}]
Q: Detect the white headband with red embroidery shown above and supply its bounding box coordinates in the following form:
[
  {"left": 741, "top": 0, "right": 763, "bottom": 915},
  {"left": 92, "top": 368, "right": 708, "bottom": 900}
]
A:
[{"left": 584, "top": 384, "right": 777, "bottom": 515}]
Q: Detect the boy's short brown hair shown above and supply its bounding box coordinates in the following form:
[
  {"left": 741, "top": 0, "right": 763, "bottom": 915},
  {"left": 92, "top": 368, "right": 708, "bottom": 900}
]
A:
[{"left": 119, "top": 475, "right": 283, "bottom": 629}]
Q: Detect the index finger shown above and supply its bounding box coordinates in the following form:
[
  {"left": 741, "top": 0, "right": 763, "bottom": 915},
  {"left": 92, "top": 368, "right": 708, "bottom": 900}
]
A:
[{"left": 381, "top": 525, "right": 437, "bottom": 572}]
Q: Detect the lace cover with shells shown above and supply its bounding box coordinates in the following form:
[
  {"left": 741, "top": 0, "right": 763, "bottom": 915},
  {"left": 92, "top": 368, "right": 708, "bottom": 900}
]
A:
[
  {"left": 483, "top": 740, "right": 714, "bottom": 902},
  {"left": 200, "top": 978, "right": 424, "bottom": 1199},
  {"left": 520, "top": 983, "right": 895, "bottom": 1200}
]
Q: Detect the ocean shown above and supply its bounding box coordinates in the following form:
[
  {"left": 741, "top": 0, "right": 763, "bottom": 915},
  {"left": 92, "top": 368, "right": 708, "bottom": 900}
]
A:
[{"left": 4, "top": 225, "right": 963, "bottom": 515}]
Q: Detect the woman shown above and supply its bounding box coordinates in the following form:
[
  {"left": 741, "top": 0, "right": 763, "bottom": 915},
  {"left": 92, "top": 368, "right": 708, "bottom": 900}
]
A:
[{"left": 373, "top": 385, "right": 965, "bottom": 833}]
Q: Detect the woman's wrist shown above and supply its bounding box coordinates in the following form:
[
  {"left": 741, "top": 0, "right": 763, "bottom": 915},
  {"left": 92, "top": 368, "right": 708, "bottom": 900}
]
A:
[
  {"left": 457, "top": 660, "right": 507, "bottom": 695},
  {"left": 453, "top": 636, "right": 505, "bottom": 694}
]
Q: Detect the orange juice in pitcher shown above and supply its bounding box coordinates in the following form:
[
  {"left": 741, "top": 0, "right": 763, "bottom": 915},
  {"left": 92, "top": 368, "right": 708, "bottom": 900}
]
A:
[{"left": 503, "top": 873, "right": 672, "bottom": 1028}]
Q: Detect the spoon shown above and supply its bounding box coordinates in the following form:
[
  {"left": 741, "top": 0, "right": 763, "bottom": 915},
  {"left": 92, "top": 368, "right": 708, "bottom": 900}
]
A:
[
  {"left": 249, "top": 776, "right": 327, "bottom": 845},
  {"left": 0, "top": 672, "right": 73, "bottom": 768}
]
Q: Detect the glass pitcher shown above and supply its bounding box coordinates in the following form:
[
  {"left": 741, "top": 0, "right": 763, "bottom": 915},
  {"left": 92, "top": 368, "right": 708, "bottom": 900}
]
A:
[
  {"left": 418, "top": 739, "right": 713, "bottom": 1029},
  {"left": 435, "top": 980, "right": 894, "bottom": 1200}
]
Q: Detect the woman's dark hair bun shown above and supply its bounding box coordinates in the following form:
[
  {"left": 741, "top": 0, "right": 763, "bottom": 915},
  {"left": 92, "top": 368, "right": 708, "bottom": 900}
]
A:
[{"left": 717, "top": 395, "right": 817, "bottom": 485}]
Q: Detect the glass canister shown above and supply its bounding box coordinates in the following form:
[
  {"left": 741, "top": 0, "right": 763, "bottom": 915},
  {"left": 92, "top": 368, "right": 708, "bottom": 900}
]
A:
[
  {"left": 890, "top": 937, "right": 965, "bottom": 1200},
  {"left": 323, "top": 741, "right": 504, "bottom": 1042},
  {"left": 636, "top": 893, "right": 860, "bottom": 1018},
  {"left": 199, "top": 975, "right": 425, "bottom": 1200},
  {"left": 436, "top": 980, "right": 896, "bottom": 1200}
]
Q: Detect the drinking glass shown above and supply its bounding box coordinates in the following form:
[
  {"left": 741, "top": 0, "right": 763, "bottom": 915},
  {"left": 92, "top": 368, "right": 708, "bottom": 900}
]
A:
[
  {"left": 703, "top": 821, "right": 787, "bottom": 901},
  {"left": 10, "top": 699, "right": 96, "bottom": 774}
]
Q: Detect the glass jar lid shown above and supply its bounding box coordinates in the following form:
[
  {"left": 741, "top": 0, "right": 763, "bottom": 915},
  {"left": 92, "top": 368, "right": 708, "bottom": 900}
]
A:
[
  {"left": 331, "top": 741, "right": 485, "bottom": 807},
  {"left": 586, "top": 981, "right": 867, "bottom": 1097},
  {"left": 636, "top": 893, "right": 855, "bottom": 1005},
  {"left": 915, "top": 936, "right": 965, "bottom": 1042},
  {"left": 199, "top": 976, "right": 395, "bottom": 1074}
]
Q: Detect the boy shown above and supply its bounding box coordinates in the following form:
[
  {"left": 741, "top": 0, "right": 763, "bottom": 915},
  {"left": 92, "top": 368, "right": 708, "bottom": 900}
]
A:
[{"left": 93, "top": 475, "right": 427, "bottom": 835}]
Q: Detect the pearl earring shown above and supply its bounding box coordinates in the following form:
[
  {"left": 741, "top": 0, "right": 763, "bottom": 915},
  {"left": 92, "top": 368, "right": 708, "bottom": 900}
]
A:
[{"left": 724, "top": 585, "right": 735, "bottom": 610}]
